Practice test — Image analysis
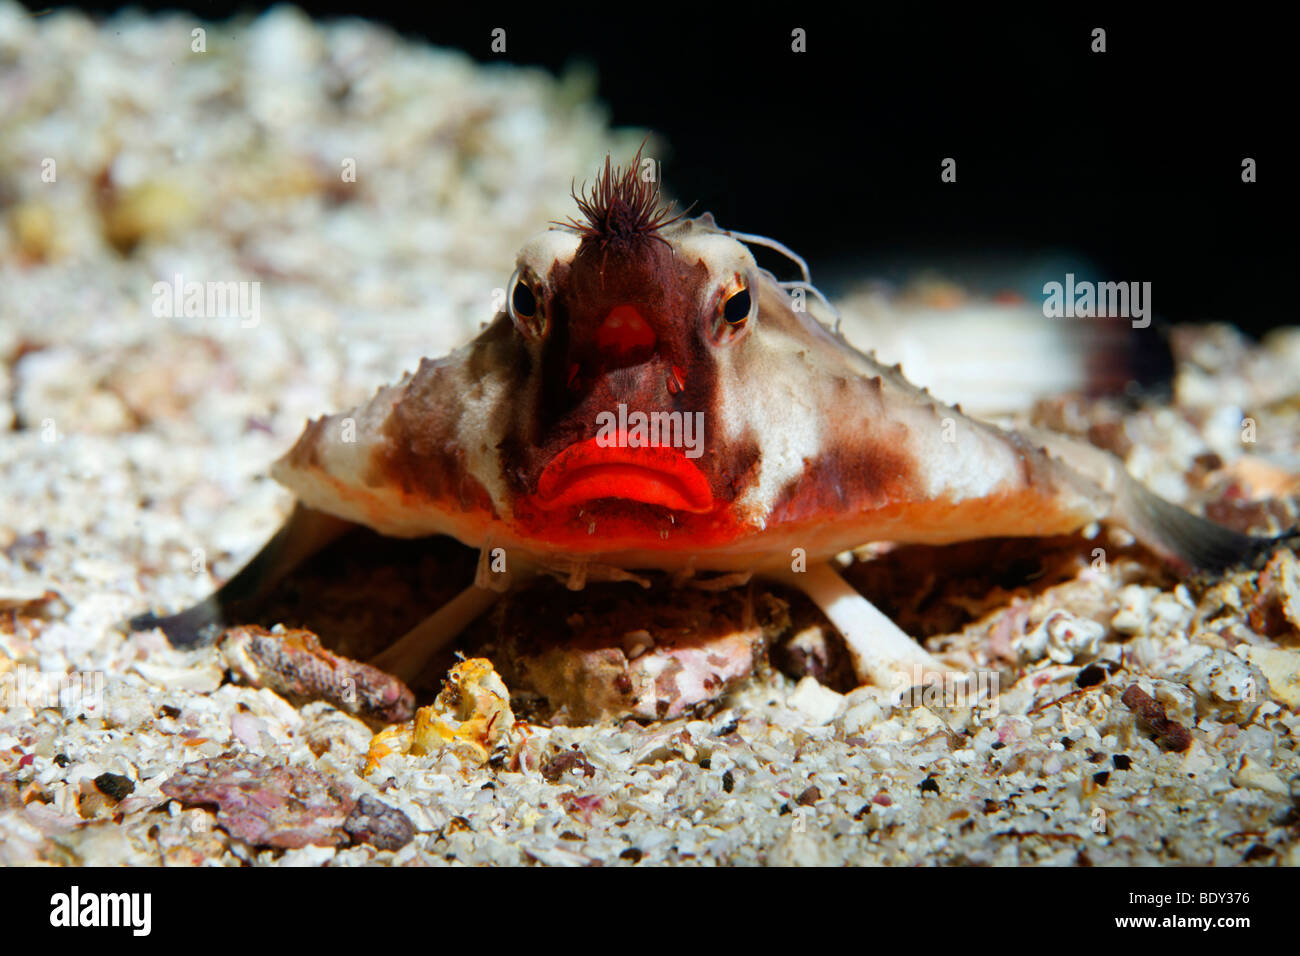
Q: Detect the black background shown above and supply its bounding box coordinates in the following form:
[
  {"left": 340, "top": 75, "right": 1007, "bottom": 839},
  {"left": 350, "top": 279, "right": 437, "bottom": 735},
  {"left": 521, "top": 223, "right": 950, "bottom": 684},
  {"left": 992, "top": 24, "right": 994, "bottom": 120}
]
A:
[
  {"left": 36, "top": 3, "right": 1294, "bottom": 334},
  {"left": 14, "top": 864, "right": 1284, "bottom": 940}
]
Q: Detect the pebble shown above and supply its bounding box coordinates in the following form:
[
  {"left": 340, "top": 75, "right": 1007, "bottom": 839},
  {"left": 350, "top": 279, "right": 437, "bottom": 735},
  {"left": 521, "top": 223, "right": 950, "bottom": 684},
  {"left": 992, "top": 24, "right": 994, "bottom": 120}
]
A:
[
  {"left": 787, "top": 676, "right": 844, "bottom": 726},
  {"left": 1240, "top": 645, "right": 1300, "bottom": 708}
]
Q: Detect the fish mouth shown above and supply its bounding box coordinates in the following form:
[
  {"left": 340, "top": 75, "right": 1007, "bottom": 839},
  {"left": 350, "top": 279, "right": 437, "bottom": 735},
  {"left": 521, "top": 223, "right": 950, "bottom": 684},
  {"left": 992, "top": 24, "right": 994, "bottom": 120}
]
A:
[{"left": 535, "top": 433, "right": 713, "bottom": 513}]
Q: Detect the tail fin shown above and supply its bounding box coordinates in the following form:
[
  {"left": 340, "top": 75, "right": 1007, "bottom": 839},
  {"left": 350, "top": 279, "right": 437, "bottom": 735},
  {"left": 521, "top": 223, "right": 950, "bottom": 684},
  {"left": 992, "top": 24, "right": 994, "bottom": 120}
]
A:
[{"left": 128, "top": 505, "right": 352, "bottom": 647}]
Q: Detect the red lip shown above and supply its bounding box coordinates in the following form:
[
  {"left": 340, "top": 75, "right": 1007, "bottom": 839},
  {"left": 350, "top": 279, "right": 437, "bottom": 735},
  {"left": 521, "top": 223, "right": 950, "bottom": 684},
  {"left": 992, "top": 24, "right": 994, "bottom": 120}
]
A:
[{"left": 535, "top": 432, "right": 713, "bottom": 513}]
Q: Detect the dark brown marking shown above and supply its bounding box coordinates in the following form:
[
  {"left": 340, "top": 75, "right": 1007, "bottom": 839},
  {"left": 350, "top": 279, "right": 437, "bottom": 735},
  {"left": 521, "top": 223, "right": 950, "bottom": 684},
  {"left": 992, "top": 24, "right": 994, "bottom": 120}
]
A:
[
  {"left": 366, "top": 360, "right": 498, "bottom": 516},
  {"left": 767, "top": 431, "right": 922, "bottom": 526}
]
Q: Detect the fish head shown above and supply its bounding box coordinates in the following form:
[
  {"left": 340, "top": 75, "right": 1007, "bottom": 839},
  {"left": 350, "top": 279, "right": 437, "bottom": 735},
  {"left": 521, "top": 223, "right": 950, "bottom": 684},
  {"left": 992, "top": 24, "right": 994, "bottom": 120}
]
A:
[{"left": 499, "top": 162, "right": 781, "bottom": 547}]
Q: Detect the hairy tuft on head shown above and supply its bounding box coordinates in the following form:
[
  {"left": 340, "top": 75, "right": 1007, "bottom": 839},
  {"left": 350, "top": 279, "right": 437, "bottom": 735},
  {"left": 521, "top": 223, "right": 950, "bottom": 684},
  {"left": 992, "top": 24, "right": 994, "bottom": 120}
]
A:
[{"left": 563, "top": 143, "right": 686, "bottom": 251}]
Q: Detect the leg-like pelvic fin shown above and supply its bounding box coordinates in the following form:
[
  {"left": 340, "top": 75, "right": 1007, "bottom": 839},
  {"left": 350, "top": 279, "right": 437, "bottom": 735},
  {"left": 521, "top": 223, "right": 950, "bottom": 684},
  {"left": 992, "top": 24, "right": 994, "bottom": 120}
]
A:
[
  {"left": 128, "top": 504, "right": 353, "bottom": 648},
  {"left": 776, "top": 561, "right": 947, "bottom": 691},
  {"left": 368, "top": 582, "right": 511, "bottom": 684},
  {"left": 369, "top": 556, "right": 538, "bottom": 683}
]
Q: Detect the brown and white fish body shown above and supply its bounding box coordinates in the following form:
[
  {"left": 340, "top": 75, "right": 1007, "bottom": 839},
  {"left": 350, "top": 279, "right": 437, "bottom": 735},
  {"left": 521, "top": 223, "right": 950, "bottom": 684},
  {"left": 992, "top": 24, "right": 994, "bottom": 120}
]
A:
[{"left": 138, "top": 154, "right": 1277, "bottom": 692}]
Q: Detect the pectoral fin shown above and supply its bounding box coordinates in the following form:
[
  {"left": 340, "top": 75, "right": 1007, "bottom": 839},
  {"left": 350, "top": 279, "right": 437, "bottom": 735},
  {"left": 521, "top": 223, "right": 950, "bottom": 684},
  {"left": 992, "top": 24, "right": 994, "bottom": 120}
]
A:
[
  {"left": 771, "top": 561, "right": 948, "bottom": 690},
  {"left": 1026, "top": 427, "right": 1293, "bottom": 572}
]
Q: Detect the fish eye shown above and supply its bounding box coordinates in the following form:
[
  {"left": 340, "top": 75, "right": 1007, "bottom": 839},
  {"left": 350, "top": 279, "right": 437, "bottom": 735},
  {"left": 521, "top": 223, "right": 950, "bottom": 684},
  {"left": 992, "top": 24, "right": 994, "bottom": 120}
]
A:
[
  {"left": 512, "top": 279, "right": 537, "bottom": 318},
  {"left": 723, "top": 287, "right": 751, "bottom": 326},
  {"left": 508, "top": 269, "right": 547, "bottom": 338},
  {"left": 710, "top": 275, "right": 755, "bottom": 344}
]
